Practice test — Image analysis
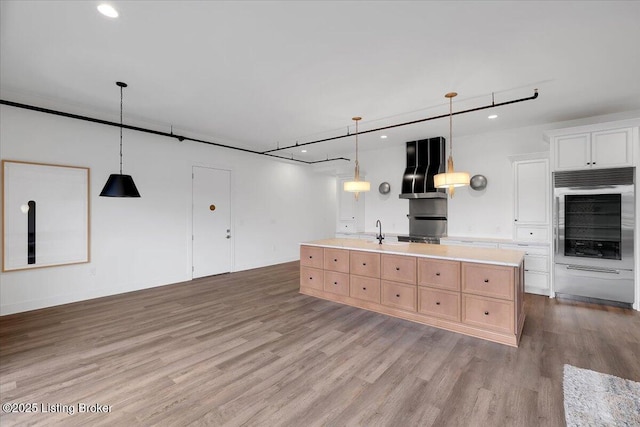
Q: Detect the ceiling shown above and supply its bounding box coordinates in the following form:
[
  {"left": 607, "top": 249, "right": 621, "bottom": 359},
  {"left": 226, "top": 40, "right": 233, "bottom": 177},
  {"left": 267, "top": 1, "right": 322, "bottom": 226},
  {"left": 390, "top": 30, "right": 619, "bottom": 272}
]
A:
[{"left": 1, "top": 1, "right": 639, "bottom": 164}]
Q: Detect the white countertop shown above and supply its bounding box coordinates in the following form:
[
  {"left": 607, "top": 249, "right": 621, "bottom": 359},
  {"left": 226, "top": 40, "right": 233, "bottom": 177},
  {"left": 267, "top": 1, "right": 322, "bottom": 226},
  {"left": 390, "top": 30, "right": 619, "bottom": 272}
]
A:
[{"left": 301, "top": 238, "right": 525, "bottom": 267}]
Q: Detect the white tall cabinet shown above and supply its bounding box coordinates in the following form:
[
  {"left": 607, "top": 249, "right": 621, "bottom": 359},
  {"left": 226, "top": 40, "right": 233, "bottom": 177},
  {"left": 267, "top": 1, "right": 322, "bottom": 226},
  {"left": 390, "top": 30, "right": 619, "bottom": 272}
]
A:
[{"left": 511, "top": 155, "right": 550, "bottom": 295}]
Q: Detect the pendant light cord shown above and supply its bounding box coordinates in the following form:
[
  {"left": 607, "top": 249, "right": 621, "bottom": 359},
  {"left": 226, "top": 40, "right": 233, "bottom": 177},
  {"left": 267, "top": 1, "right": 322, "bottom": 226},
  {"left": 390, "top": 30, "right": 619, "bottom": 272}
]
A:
[
  {"left": 119, "top": 84, "right": 123, "bottom": 175},
  {"left": 354, "top": 118, "right": 359, "bottom": 178},
  {"left": 448, "top": 95, "right": 453, "bottom": 156}
]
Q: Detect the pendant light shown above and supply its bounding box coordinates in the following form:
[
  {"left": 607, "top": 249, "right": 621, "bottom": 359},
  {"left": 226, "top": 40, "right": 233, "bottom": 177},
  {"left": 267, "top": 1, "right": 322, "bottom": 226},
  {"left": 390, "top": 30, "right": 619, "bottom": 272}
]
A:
[
  {"left": 433, "top": 92, "right": 470, "bottom": 197},
  {"left": 100, "top": 82, "right": 141, "bottom": 197},
  {"left": 343, "top": 116, "right": 370, "bottom": 200}
]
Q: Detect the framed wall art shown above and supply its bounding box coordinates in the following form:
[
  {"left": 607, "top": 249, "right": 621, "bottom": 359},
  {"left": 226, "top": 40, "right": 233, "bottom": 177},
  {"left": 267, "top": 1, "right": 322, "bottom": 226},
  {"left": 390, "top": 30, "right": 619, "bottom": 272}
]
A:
[{"left": 2, "top": 160, "right": 90, "bottom": 271}]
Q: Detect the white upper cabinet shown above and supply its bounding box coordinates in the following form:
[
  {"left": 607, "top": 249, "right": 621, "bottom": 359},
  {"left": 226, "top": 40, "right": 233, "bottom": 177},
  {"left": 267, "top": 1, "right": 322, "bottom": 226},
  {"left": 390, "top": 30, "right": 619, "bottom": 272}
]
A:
[
  {"left": 553, "top": 127, "right": 633, "bottom": 171},
  {"left": 591, "top": 128, "right": 633, "bottom": 168},
  {"left": 554, "top": 133, "right": 590, "bottom": 170},
  {"left": 514, "top": 159, "right": 549, "bottom": 225}
]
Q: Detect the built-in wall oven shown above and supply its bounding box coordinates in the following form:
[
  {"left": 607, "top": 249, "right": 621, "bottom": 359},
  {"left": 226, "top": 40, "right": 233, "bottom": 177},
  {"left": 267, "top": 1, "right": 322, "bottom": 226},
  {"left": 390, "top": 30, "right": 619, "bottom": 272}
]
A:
[{"left": 553, "top": 167, "right": 635, "bottom": 306}]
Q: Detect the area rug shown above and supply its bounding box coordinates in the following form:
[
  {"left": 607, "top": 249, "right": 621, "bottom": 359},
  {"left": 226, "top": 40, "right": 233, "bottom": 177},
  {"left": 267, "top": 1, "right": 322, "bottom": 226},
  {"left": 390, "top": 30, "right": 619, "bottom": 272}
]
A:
[{"left": 563, "top": 364, "right": 640, "bottom": 426}]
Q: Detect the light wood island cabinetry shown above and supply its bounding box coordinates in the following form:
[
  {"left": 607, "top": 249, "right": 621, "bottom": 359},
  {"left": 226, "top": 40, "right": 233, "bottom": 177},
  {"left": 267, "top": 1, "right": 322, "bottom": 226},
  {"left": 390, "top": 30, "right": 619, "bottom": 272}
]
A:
[{"left": 300, "top": 238, "right": 526, "bottom": 347}]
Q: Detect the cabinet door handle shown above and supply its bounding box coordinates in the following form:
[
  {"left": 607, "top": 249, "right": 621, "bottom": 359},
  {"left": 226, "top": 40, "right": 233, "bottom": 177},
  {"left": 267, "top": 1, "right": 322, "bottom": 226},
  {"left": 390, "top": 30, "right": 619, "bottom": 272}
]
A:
[
  {"left": 435, "top": 301, "right": 441, "bottom": 305},
  {"left": 334, "top": 259, "right": 338, "bottom": 262},
  {"left": 592, "top": 162, "right": 596, "bottom": 165},
  {"left": 484, "top": 279, "right": 489, "bottom": 283},
  {"left": 435, "top": 272, "right": 440, "bottom": 276},
  {"left": 309, "top": 277, "right": 313, "bottom": 280},
  {"left": 309, "top": 256, "right": 313, "bottom": 259},
  {"left": 484, "top": 311, "right": 489, "bottom": 315},
  {"left": 362, "top": 262, "right": 367, "bottom": 266},
  {"left": 396, "top": 294, "right": 400, "bottom": 298},
  {"left": 362, "top": 287, "right": 367, "bottom": 291},
  {"left": 334, "top": 281, "right": 338, "bottom": 285},
  {"left": 396, "top": 267, "right": 400, "bottom": 271}
]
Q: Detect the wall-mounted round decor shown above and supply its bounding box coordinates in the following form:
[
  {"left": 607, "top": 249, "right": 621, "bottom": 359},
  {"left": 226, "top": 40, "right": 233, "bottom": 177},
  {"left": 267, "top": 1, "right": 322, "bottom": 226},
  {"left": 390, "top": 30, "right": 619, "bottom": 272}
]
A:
[
  {"left": 378, "top": 182, "right": 391, "bottom": 194},
  {"left": 470, "top": 175, "right": 487, "bottom": 191}
]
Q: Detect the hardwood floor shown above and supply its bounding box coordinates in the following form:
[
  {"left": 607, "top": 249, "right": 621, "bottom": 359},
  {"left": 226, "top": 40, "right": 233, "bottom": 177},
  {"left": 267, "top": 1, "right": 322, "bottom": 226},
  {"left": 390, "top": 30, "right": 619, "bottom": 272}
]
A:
[{"left": 1, "top": 261, "right": 639, "bottom": 426}]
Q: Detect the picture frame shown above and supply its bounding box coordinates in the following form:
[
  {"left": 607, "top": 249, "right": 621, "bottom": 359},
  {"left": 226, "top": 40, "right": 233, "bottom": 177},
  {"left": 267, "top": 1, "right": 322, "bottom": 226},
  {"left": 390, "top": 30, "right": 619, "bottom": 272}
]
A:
[{"left": 2, "top": 160, "right": 90, "bottom": 272}]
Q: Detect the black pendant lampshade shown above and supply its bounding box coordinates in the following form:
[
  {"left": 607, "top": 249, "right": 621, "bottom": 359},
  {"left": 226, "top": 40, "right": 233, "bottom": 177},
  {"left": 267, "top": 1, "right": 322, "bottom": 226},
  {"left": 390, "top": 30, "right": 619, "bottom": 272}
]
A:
[
  {"left": 100, "top": 174, "right": 141, "bottom": 197},
  {"left": 100, "top": 81, "right": 141, "bottom": 198}
]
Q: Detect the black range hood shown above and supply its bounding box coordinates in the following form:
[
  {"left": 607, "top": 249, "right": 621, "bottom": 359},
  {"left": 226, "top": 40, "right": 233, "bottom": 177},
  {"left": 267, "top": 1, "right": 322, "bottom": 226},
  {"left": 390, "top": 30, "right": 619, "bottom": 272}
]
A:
[{"left": 399, "top": 137, "right": 446, "bottom": 199}]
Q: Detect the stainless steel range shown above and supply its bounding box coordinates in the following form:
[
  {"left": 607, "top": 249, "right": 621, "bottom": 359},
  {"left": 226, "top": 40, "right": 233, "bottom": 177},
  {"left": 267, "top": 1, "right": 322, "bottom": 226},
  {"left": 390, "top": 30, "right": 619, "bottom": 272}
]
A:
[
  {"left": 397, "top": 137, "right": 447, "bottom": 244},
  {"left": 553, "top": 167, "right": 635, "bottom": 307}
]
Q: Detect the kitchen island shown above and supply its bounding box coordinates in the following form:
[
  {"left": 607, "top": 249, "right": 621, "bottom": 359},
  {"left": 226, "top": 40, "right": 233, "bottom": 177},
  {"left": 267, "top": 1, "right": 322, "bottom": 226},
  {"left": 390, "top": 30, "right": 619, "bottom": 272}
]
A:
[{"left": 300, "top": 238, "right": 526, "bottom": 347}]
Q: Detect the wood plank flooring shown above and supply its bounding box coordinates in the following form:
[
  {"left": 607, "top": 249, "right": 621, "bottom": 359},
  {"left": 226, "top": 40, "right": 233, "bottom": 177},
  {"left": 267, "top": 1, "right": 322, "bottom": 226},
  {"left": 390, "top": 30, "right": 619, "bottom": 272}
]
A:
[{"left": 1, "top": 261, "right": 639, "bottom": 426}]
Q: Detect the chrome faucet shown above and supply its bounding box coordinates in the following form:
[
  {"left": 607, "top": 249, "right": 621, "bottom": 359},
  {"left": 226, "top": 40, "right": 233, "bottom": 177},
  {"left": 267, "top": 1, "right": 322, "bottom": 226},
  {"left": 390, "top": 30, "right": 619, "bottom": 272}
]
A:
[{"left": 376, "top": 220, "right": 384, "bottom": 244}]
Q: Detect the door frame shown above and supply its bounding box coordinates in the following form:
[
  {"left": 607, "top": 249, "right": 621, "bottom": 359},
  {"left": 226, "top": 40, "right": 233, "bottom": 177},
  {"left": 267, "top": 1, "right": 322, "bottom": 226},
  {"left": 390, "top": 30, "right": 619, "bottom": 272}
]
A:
[{"left": 190, "top": 163, "right": 234, "bottom": 279}]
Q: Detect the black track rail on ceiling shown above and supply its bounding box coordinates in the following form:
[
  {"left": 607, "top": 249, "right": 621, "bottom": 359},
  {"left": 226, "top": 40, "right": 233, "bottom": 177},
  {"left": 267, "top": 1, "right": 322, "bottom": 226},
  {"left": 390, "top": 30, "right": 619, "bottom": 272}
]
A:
[
  {"left": 262, "top": 89, "right": 539, "bottom": 154},
  {"left": 0, "top": 99, "right": 350, "bottom": 164}
]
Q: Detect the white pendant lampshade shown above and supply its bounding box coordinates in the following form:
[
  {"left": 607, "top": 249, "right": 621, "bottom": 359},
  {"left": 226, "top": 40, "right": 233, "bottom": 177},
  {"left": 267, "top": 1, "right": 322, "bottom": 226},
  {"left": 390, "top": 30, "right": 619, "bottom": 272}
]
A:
[
  {"left": 343, "top": 116, "right": 370, "bottom": 199},
  {"left": 433, "top": 172, "right": 471, "bottom": 188},
  {"left": 344, "top": 180, "right": 371, "bottom": 192},
  {"left": 433, "top": 92, "right": 470, "bottom": 197}
]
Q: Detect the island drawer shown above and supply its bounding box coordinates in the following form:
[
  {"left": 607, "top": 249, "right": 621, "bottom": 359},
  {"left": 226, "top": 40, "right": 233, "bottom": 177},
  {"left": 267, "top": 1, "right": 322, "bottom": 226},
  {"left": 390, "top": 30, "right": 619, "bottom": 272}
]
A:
[
  {"left": 300, "top": 246, "right": 324, "bottom": 269},
  {"left": 462, "top": 263, "right": 514, "bottom": 301},
  {"left": 418, "top": 258, "right": 460, "bottom": 291},
  {"left": 381, "top": 280, "right": 416, "bottom": 312},
  {"left": 350, "top": 275, "right": 381, "bottom": 303},
  {"left": 462, "top": 294, "right": 514, "bottom": 335},
  {"left": 324, "top": 248, "right": 350, "bottom": 273},
  {"left": 350, "top": 251, "right": 381, "bottom": 278},
  {"left": 418, "top": 287, "right": 460, "bottom": 322},
  {"left": 324, "top": 271, "right": 350, "bottom": 296},
  {"left": 300, "top": 266, "right": 324, "bottom": 291},
  {"left": 381, "top": 254, "right": 417, "bottom": 284}
]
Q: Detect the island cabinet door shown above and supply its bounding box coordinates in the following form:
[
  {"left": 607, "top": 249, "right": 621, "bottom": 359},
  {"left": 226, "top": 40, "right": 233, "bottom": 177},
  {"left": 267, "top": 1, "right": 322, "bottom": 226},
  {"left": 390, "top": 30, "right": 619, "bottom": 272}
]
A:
[
  {"left": 324, "top": 271, "right": 350, "bottom": 296},
  {"left": 381, "top": 280, "right": 417, "bottom": 312},
  {"left": 418, "top": 287, "right": 460, "bottom": 322},
  {"left": 418, "top": 259, "right": 461, "bottom": 291},
  {"left": 324, "top": 248, "right": 350, "bottom": 273},
  {"left": 381, "top": 254, "right": 417, "bottom": 285},
  {"left": 300, "top": 246, "right": 324, "bottom": 269},
  {"left": 350, "top": 251, "right": 381, "bottom": 278},
  {"left": 350, "top": 275, "right": 381, "bottom": 303},
  {"left": 462, "top": 294, "right": 514, "bottom": 335},
  {"left": 462, "top": 263, "right": 514, "bottom": 301}
]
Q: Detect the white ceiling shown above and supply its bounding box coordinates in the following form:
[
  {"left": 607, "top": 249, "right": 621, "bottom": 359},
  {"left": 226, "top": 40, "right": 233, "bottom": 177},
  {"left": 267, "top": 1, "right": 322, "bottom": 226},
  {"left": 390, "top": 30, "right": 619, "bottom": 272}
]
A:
[{"left": 1, "top": 1, "right": 639, "bottom": 163}]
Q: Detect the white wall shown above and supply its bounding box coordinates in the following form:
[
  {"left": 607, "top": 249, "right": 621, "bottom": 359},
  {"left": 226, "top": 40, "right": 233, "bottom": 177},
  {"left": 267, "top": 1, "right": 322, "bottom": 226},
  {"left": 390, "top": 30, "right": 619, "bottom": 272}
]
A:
[{"left": 0, "top": 106, "right": 336, "bottom": 315}]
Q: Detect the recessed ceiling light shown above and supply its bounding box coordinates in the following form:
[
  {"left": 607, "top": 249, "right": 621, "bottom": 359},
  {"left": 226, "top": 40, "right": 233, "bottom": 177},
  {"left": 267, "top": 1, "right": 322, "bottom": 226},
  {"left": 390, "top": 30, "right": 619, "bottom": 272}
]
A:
[
  {"left": 380, "top": 135, "right": 388, "bottom": 139},
  {"left": 488, "top": 114, "right": 498, "bottom": 119},
  {"left": 97, "top": 4, "right": 119, "bottom": 18},
  {"left": 301, "top": 149, "right": 307, "bottom": 153}
]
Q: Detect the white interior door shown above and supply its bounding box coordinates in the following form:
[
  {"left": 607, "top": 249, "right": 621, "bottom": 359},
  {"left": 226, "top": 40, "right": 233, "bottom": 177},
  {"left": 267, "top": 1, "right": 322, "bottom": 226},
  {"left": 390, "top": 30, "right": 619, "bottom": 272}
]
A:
[{"left": 192, "top": 166, "right": 232, "bottom": 278}]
